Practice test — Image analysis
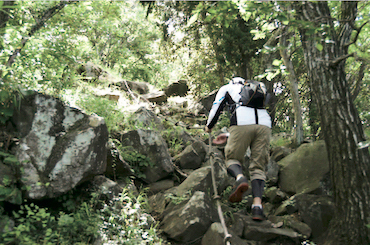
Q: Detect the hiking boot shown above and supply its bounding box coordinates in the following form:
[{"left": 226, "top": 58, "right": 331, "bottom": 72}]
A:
[
  {"left": 252, "top": 206, "right": 266, "bottom": 221},
  {"left": 228, "top": 176, "right": 249, "bottom": 203}
]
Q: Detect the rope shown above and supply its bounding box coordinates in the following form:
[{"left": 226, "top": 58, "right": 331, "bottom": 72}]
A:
[{"left": 208, "top": 133, "right": 232, "bottom": 245}]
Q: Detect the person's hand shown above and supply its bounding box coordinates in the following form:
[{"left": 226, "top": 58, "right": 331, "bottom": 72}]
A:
[
  {"left": 205, "top": 126, "right": 212, "bottom": 133},
  {"left": 213, "top": 133, "right": 229, "bottom": 145}
]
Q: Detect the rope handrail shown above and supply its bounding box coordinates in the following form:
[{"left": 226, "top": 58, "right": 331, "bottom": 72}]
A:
[{"left": 208, "top": 134, "right": 232, "bottom": 245}]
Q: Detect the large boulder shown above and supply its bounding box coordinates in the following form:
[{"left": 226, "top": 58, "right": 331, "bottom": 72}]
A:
[
  {"left": 198, "top": 89, "right": 218, "bottom": 114},
  {"left": 271, "top": 146, "right": 292, "bottom": 162},
  {"left": 295, "top": 194, "right": 334, "bottom": 239},
  {"left": 266, "top": 158, "right": 280, "bottom": 185},
  {"left": 76, "top": 61, "right": 105, "bottom": 81},
  {"left": 176, "top": 140, "right": 207, "bottom": 169},
  {"left": 278, "top": 140, "right": 330, "bottom": 195},
  {"left": 13, "top": 92, "right": 108, "bottom": 199},
  {"left": 161, "top": 191, "right": 218, "bottom": 243},
  {"left": 148, "top": 158, "right": 230, "bottom": 216},
  {"left": 142, "top": 91, "right": 167, "bottom": 104},
  {"left": 163, "top": 80, "right": 189, "bottom": 97},
  {"left": 111, "top": 80, "right": 149, "bottom": 94},
  {"left": 131, "top": 107, "right": 164, "bottom": 131},
  {"left": 202, "top": 222, "right": 254, "bottom": 245},
  {"left": 174, "top": 157, "right": 230, "bottom": 198},
  {"left": 119, "top": 129, "right": 173, "bottom": 183},
  {"left": 233, "top": 213, "right": 300, "bottom": 243},
  {"left": 269, "top": 215, "right": 312, "bottom": 239}
]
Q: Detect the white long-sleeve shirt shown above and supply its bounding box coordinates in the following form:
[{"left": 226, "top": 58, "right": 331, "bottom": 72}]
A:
[{"left": 206, "top": 83, "right": 272, "bottom": 129}]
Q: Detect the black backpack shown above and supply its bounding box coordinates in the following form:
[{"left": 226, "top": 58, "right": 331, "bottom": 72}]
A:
[{"left": 239, "top": 80, "right": 268, "bottom": 109}]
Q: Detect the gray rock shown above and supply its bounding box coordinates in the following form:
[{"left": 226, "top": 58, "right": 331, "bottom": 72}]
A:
[
  {"left": 13, "top": 92, "right": 108, "bottom": 199},
  {"left": 148, "top": 179, "right": 175, "bottom": 195},
  {"left": 90, "top": 175, "right": 123, "bottom": 199},
  {"left": 198, "top": 89, "right": 218, "bottom": 114},
  {"left": 269, "top": 215, "right": 312, "bottom": 238},
  {"left": 163, "top": 80, "right": 189, "bottom": 97},
  {"left": 278, "top": 140, "right": 330, "bottom": 195},
  {"left": 120, "top": 129, "right": 173, "bottom": 183},
  {"left": 112, "top": 80, "right": 149, "bottom": 94},
  {"left": 271, "top": 146, "right": 292, "bottom": 162},
  {"left": 131, "top": 107, "right": 164, "bottom": 131},
  {"left": 142, "top": 91, "right": 167, "bottom": 104},
  {"left": 148, "top": 191, "right": 172, "bottom": 215},
  {"left": 161, "top": 191, "right": 218, "bottom": 243},
  {"left": 174, "top": 157, "right": 230, "bottom": 198},
  {"left": 295, "top": 194, "right": 334, "bottom": 239},
  {"left": 266, "top": 159, "right": 279, "bottom": 185},
  {"left": 202, "top": 222, "right": 255, "bottom": 245},
  {"left": 174, "top": 167, "right": 212, "bottom": 197},
  {"left": 274, "top": 195, "right": 299, "bottom": 216},
  {"left": 77, "top": 61, "right": 104, "bottom": 81},
  {"left": 178, "top": 141, "right": 207, "bottom": 169},
  {"left": 265, "top": 187, "right": 287, "bottom": 204},
  {"left": 235, "top": 214, "right": 300, "bottom": 243}
]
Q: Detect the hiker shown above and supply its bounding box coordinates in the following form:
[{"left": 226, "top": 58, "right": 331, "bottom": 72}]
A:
[{"left": 204, "top": 77, "right": 271, "bottom": 221}]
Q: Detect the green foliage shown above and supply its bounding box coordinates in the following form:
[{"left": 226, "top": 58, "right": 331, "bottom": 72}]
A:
[
  {"left": 1, "top": 189, "right": 165, "bottom": 245},
  {"left": 2, "top": 197, "right": 100, "bottom": 245},
  {"left": 165, "top": 190, "right": 192, "bottom": 205},
  {"left": 270, "top": 136, "right": 291, "bottom": 148},
  {"left": 0, "top": 151, "right": 23, "bottom": 205},
  {"left": 1, "top": 0, "right": 175, "bottom": 98},
  {"left": 0, "top": 78, "right": 20, "bottom": 125},
  {"left": 114, "top": 142, "right": 154, "bottom": 179},
  {"left": 76, "top": 94, "right": 125, "bottom": 133},
  {"left": 99, "top": 189, "right": 165, "bottom": 244},
  {"left": 161, "top": 126, "right": 185, "bottom": 156},
  {"left": 151, "top": 1, "right": 265, "bottom": 95}
]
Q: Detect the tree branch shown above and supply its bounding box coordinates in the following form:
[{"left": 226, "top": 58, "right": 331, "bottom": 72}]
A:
[
  {"left": 351, "top": 58, "right": 368, "bottom": 100},
  {"left": 7, "top": 0, "right": 72, "bottom": 67},
  {"left": 329, "top": 52, "right": 355, "bottom": 67},
  {"left": 345, "top": 21, "right": 369, "bottom": 47}
]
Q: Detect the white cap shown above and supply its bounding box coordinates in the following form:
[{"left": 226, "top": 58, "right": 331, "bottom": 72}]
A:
[{"left": 230, "top": 77, "right": 245, "bottom": 85}]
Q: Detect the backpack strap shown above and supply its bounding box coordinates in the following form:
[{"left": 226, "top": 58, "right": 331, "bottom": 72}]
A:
[{"left": 254, "top": 108, "right": 259, "bottom": 124}]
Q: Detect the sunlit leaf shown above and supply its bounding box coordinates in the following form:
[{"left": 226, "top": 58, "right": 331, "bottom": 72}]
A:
[
  {"left": 187, "top": 13, "right": 199, "bottom": 27},
  {"left": 316, "top": 43, "right": 323, "bottom": 51}
]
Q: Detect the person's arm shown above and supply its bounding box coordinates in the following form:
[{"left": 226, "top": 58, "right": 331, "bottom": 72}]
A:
[{"left": 205, "top": 86, "right": 229, "bottom": 131}]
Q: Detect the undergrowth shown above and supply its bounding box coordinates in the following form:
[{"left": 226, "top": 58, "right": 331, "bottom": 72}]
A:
[{"left": 0, "top": 189, "right": 166, "bottom": 245}]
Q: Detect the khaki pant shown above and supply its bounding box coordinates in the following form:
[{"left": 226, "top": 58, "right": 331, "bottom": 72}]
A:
[{"left": 225, "top": 125, "right": 271, "bottom": 181}]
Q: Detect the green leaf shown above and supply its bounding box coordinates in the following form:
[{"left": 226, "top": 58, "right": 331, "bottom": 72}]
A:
[
  {"left": 0, "top": 107, "right": 14, "bottom": 117},
  {"left": 272, "top": 59, "right": 282, "bottom": 66},
  {"left": 316, "top": 43, "right": 323, "bottom": 51},
  {"left": 4, "top": 155, "right": 19, "bottom": 165},
  {"left": 251, "top": 29, "right": 266, "bottom": 40},
  {"left": 0, "top": 151, "right": 11, "bottom": 157},
  {"left": 187, "top": 13, "right": 199, "bottom": 27}
]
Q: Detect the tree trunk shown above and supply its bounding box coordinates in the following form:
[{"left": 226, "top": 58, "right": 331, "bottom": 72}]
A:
[
  {"left": 293, "top": 2, "right": 370, "bottom": 244},
  {"left": 280, "top": 28, "right": 304, "bottom": 146},
  {"left": 308, "top": 91, "right": 320, "bottom": 138}
]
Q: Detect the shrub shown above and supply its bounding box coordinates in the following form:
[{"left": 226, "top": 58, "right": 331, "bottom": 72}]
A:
[{"left": 1, "top": 189, "right": 166, "bottom": 245}]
